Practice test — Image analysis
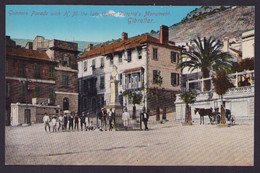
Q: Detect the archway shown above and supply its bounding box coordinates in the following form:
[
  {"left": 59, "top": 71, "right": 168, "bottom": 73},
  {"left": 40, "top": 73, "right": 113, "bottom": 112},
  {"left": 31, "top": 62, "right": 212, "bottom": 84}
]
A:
[{"left": 63, "top": 97, "right": 69, "bottom": 111}]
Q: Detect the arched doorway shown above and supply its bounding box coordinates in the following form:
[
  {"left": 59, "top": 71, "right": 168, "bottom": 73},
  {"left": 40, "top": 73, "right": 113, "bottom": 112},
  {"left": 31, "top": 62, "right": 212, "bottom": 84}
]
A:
[{"left": 63, "top": 97, "right": 69, "bottom": 111}]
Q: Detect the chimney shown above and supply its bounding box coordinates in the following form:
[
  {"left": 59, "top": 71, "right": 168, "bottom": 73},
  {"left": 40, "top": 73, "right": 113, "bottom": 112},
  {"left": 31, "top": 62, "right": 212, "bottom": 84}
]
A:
[
  {"left": 223, "top": 37, "right": 229, "bottom": 52},
  {"left": 160, "top": 25, "right": 169, "bottom": 44},
  {"left": 122, "top": 32, "right": 128, "bottom": 41},
  {"left": 87, "top": 44, "right": 93, "bottom": 51}
]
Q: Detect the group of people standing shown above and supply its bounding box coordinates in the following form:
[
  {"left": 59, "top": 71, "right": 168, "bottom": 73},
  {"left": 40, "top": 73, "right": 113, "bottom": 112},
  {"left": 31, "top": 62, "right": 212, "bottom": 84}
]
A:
[
  {"left": 122, "top": 107, "right": 150, "bottom": 130},
  {"left": 42, "top": 106, "right": 150, "bottom": 132},
  {"left": 97, "top": 108, "right": 115, "bottom": 131},
  {"left": 43, "top": 111, "right": 94, "bottom": 132}
]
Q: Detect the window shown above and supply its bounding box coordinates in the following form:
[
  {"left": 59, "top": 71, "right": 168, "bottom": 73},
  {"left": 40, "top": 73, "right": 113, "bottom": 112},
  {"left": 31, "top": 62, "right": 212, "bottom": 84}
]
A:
[
  {"left": 100, "top": 76, "right": 105, "bottom": 89},
  {"left": 48, "top": 88, "right": 55, "bottom": 105},
  {"left": 153, "top": 48, "right": 158, "bottom": 60},
  {"left": 171, "top": 52, "right": 179, "bottom": 63},
  {"left": 84, "top": 61, "right": 88, "bottom": 71},
  {"left": 92, "top": 59, "right": 96, "bottom": 70},
  {"left": 100, "top": 58, "right": 104, "bottom": 68},
  {"left": 18, "top": 61, "right": 25, "bottom": 77},
  {"left": 6, "top": 83, "right": 10, "bottom": 98},
  {"left": 62, "top": 75, "right": 69, "bottom": 87},
  {"left": 49, "top": 65, "right": 54, "bottom": 79},
  {"left": 62, "top": 54, "right": 70, "bottom": 67},
  {"left": 118, "top": 73, "right": 122, "bottom": 85},
  {"left": 137, "top": 72, "right": 141, "bottom": 82},
  {"left": 127, "top": 50, "right": 132, "bottom": 62},
  {"left": 18, "top": 85, "right": 25, "bottom": 98},
  {"left": 34, "top": 64, "right": 41, "bottom": 79},
  {"left": 138, "top": 49, "right": 142, "bottom": 59},
  {"left": 171, "top": 73, "right": 180, "bottom": 86},
  {"left": 118, "top": 53, "right": 123, "bottom": 63},
  {"left": 34, "top": 86, "right": 41, "bottom": 98},
  {"left": 153, "top": 70, "right": 158, "bottom": 83},
  {"left": 101, "top": 96, "right": 104, "bottom": 107},
  {"left": 110, "top": 57, "right": 114, "bottom": 66},
  {"left": 48, "top": 88, "right": 55, "bottom": 99}
]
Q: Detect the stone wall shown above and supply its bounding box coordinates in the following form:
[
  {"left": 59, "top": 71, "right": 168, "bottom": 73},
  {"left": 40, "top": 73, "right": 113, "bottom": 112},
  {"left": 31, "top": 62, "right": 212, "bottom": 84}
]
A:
[
  {"left": 175, "top": 86, "right": 254, "bottom": 121},
  {"left": 55, "top": 92, "right": 78, "bottom": 113},
  {"left": 10, "top": 103, "right": 60, "bottom": 126}
]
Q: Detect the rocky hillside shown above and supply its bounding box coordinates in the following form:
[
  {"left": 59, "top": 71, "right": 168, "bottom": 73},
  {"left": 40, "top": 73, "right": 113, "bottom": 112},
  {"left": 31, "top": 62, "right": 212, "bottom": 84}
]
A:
[{"left": 153, "top": 6, "right": 255, "bottom": 44}]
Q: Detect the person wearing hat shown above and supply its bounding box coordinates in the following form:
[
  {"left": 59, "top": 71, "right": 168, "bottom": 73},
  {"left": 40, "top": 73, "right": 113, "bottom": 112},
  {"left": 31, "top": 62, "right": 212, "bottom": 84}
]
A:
[
  {"left": 142, "top": 107, "right": 149, "bottom": 130},
  {"left": 108, "top": 108, "right": 115, "bottom": 131},
  {"left": 122, "top": 108, "right": 130, "bottom": 130}
]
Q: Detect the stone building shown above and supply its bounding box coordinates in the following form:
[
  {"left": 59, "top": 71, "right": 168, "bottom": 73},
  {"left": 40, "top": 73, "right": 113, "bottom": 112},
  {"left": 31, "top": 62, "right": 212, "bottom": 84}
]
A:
[
  {"left": 5, "top": 38, "right": 57, "bottom": 125},
  {"left": 45, "top": 39, "right": 79, "bottom": 113},
  {"left": 31, "top": 37, "right": 80, "bottom": 113},
  {"left": 78, "top": 25, "right": 183, "bottom": 116}
]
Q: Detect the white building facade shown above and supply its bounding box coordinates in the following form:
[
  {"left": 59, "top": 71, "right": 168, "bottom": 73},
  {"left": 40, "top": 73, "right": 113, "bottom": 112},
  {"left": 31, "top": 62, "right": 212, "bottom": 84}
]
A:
[{"left": 78, "top": 25, "right": 183, "bottom": 116}]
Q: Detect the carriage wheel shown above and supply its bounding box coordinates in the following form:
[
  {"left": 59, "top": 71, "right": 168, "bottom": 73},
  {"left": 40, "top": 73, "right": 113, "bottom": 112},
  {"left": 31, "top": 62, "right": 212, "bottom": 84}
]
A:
[{"left": 217, "top": 114, "right": 221, "bottom": 124}]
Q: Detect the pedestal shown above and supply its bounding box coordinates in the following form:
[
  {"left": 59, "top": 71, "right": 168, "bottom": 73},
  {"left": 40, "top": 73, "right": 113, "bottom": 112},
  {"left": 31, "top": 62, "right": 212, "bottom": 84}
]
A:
[{"left": 106, "top": 104, "right": 123, "bottom": 130}]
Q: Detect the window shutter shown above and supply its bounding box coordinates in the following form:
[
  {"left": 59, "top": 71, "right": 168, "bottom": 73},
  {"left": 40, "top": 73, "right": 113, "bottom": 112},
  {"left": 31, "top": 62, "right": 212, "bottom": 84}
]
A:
[{"left": 153, "top": 70, "right": 157, "bottom": 83}]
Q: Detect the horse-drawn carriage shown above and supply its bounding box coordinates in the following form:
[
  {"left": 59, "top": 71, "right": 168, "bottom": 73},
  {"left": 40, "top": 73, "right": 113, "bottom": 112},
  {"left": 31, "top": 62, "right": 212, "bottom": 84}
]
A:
[{"left": 194, "top": 108, "right": 235, "bottom": 125}]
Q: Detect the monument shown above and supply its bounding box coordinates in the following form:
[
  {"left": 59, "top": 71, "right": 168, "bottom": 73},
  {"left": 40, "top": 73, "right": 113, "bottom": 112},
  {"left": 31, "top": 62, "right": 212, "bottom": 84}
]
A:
[{"left": 108, "top": 65, "right": 123, "bottom": 130}]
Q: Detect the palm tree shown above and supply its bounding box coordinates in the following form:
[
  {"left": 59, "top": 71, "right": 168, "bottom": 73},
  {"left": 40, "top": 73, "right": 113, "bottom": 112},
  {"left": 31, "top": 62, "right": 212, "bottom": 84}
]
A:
[
  {"left": 178, "top": 37, "right": 233, "bottom": 91},
  {"left": 212, "top": 71, "right": 234, "bottom": 124},
  {"left": 180, "top": 89, "right": 197, "bottom": 125}
]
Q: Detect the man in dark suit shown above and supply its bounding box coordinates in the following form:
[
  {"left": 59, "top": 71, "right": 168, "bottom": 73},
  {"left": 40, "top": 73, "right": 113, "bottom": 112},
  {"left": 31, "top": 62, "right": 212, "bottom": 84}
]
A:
[
  {"left": 98, "top": 108, "right": 104, "bottom": 131},
  {"left": 142, "top": 107, "right": 149, "bottom": 130},
  {"left": 80, "top": 112, "right": 86, "bottom": 131}
]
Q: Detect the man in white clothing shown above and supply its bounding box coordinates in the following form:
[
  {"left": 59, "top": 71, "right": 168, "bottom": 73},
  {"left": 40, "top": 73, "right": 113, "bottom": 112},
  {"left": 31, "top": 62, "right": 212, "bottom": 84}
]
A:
[
  {"left": 43, "top": 113, "right": 50, "bottom": 132},
  {"left": 51, "top": 115, "right": 57, "bottom": 132},
  {"left": 122, "top": 108, "right": 130, "bottom": 130}
]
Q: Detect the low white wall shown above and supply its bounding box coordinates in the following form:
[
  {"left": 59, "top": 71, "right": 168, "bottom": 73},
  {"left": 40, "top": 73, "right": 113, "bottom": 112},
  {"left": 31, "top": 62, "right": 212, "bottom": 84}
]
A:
[{"left": 175, "top": 86, "right": 254, "bottom": 121}]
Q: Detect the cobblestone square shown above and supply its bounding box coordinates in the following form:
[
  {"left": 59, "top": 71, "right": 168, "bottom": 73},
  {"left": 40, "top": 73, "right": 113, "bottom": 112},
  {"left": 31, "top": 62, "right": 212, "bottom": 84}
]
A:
[{"left": 5, "top": 113, "right": 254, "bottom": 166}]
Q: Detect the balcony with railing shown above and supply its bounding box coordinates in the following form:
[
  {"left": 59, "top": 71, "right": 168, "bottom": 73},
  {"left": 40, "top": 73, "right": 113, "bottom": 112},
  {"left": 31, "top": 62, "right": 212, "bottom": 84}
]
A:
[
  {"left": 123, "top": 81, "right": 143, "bottom": 90},
  {"left": 186, "top": 70, "right": 254, "bottom": 92}
]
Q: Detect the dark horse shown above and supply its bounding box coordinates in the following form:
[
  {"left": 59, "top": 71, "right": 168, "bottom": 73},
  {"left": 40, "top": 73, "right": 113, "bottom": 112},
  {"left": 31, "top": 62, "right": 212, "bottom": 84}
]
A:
[{"left": 194, "top": 108, "right": 213, "bottom": 125}]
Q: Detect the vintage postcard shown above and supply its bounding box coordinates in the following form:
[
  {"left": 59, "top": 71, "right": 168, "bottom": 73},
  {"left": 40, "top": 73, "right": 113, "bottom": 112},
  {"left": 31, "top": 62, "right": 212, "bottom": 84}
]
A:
[{"left": 5, "top": 5, "right": 254, "bottom": 166}]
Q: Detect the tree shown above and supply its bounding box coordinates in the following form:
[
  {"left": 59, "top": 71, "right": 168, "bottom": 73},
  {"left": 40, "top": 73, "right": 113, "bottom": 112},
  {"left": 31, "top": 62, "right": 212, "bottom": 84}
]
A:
[
  {"left": 147, "top": 71, "right": 163, "bottom": 121},
  {"left": 212, "top": 71, "right": 234, "bottom": 124},
  {"left": 178, "top": 37, "right": 233, "bottom": 91},
  {"left": 236, "top": 58, "right": 254, "bottom": 72},
  {"left": 180, "top": 89, "right": 197, "bottom": 125},
  {"left": 121, "top": 90, "right": 143, "bottom": 119}
]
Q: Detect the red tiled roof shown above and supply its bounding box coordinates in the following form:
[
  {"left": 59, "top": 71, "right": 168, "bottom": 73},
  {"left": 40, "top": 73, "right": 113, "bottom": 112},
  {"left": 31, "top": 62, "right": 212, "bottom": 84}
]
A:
[
  {"left": 6, "top": 46, "right": 51, "bottom": 61},
  {"left": 123, "top": 67, "right": 143, "bottom": 73},
  {"left": 80, "top": 34, "right": 182, "bottom": 60}
]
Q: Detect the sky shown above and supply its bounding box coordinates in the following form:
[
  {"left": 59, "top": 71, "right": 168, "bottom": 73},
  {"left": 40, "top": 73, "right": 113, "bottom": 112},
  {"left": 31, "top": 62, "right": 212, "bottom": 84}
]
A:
[{"left": 6, "top": 5, "right": 200, "bottom": 42}]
